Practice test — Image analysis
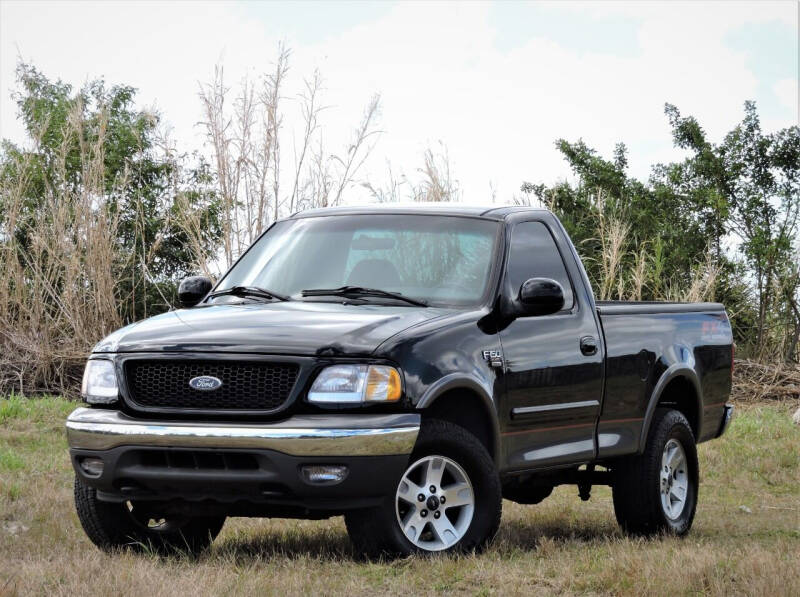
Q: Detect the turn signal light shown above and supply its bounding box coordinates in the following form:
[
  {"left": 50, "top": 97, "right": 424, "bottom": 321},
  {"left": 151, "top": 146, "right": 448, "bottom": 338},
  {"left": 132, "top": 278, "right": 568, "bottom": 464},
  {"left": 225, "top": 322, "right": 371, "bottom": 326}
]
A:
[{"left": 365, "top": 366, "right": 402, "bottom": 402}]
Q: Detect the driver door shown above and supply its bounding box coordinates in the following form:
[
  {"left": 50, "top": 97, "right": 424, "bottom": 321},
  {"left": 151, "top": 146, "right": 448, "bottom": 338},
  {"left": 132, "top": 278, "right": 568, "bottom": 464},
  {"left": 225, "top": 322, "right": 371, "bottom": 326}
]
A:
[{"left": 498, "top": 219, "right": 603, "bottom": 470}]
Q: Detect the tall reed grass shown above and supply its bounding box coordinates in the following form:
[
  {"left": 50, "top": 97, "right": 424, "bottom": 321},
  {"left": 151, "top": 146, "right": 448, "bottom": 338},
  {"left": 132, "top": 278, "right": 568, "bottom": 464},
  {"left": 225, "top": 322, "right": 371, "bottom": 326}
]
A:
[{"left": 0, "top": 103, "right": 122, "bottom": 394}]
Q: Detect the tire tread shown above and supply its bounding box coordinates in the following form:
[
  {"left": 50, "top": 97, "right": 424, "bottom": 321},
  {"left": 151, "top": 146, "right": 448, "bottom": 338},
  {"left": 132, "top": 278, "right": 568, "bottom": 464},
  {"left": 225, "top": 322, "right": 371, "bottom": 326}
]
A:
[
  {"left": 345, "top": 418, "right": 501, "bottom": 557},
  {"left": 612, "top": 408, "right": 698, "bottom": 536},
  {"left": 74, "top": 476, "right": 224, "bottom": 554}
]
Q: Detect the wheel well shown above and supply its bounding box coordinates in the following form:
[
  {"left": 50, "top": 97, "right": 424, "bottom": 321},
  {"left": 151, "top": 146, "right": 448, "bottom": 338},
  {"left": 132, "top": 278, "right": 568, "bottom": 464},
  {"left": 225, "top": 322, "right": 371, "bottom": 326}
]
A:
[
  {"left": 421, "top": 388, "right": 496, "bottom": 460},
  {"left": 656, "top": 376, "right": 700, "bottom": 437}
]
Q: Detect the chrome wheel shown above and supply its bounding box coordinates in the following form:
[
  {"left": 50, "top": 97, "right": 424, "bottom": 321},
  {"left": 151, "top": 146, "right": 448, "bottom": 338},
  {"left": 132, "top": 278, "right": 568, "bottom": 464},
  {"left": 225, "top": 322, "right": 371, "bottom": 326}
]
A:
[
  {"left": 395, "top": 455, "right": 475, "bottom": 551},
  {"left": 660, "top": 438, "right": 689, "bottom": 519}
]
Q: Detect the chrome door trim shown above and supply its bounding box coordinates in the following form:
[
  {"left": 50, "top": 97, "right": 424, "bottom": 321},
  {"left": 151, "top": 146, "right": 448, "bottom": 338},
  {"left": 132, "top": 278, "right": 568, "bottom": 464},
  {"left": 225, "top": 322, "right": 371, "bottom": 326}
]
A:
[{"left": 511, "top": 399, "right": 600, "bottom": 417}]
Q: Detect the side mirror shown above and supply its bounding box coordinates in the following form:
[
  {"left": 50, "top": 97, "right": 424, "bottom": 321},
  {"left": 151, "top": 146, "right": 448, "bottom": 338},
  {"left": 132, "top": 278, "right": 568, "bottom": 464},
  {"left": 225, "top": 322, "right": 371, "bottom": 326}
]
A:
[
  {"left": 178, "top": 276, "right": 212, "bottom": 308},
  {"left": 518, "top": 277, "right": 564, "bottom": 316}
]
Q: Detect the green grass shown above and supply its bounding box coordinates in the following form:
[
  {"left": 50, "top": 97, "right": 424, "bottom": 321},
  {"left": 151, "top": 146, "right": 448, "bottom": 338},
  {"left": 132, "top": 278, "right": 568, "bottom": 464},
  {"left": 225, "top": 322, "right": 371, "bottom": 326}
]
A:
[
  {"left": 0, "top": 394, "right": 75, "bottom": 424},
  {"left": 0, "top": 448, "right": 24, "bottom": 472},
  {"left": 0, "top": 397, "right": 798, "bottom": 596}
]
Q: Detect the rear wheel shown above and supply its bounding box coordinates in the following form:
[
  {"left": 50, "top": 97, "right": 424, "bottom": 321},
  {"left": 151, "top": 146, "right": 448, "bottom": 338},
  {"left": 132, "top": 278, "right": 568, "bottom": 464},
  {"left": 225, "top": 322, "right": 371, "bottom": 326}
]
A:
[
  {"left": 74, "top": 476, "right": 225, "bottom": 554},
  {"left": 612, "top": 408, "right": 699, "bottom": 536},
  {"left": 345, "top": 419, "right": 501, "bottom": 557}
]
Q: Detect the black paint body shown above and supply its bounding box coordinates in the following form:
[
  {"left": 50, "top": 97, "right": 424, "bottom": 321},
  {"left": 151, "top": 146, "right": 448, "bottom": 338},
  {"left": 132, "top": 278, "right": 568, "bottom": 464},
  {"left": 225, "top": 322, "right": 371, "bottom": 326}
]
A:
[{"left": 90, "top": 205, "right": 734, "bottom": 477}]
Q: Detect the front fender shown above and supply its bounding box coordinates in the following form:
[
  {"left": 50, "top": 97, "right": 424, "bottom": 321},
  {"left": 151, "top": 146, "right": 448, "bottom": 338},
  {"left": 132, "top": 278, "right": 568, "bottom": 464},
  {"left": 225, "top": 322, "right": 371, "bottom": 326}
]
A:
[{"left": 416, "top": 373, "right": 502, "bottom": 466}]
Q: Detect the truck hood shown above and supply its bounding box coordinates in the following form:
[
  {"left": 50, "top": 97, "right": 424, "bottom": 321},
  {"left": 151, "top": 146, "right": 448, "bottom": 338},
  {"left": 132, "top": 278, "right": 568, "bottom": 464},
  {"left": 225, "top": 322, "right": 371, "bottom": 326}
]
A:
[{"left": 93, "top": 301, "right": 454, "bottom": 356}]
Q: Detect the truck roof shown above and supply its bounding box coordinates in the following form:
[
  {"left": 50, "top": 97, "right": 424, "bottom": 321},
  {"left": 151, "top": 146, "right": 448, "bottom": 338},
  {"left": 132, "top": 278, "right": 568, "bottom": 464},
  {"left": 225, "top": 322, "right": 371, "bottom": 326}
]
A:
[{"left": 289, "top": 202, "right": 549, "bottom": 220}]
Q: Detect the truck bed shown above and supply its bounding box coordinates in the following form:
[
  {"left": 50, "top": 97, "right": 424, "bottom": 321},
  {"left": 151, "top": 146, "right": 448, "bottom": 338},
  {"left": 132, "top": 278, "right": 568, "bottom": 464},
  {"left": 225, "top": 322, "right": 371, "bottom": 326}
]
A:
[{"left": 595, "top": 302, "right": 733, "bottom": 458}]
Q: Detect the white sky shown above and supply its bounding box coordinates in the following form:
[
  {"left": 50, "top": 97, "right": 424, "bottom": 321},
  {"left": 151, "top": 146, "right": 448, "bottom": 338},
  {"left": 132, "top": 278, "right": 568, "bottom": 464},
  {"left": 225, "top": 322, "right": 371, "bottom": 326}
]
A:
[{"left": 0, "top": 0, "right": 797, "bottom": 203}]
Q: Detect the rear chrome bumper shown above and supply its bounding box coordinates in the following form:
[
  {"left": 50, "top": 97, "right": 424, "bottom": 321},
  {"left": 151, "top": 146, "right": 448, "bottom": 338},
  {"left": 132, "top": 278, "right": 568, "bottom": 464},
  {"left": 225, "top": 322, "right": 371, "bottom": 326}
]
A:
[
  {"left": 716, "top": 403, "right": 734, "bottom": 438},
  {"left": 66, "top": 407, "right": 420, "bottom": 457}
]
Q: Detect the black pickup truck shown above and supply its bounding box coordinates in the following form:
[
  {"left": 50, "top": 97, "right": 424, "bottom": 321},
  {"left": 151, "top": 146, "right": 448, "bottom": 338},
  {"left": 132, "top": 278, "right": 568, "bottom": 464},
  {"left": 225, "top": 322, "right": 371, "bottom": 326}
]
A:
[{"left": 67, "top": 204, "right": 734, "bottom": 556}]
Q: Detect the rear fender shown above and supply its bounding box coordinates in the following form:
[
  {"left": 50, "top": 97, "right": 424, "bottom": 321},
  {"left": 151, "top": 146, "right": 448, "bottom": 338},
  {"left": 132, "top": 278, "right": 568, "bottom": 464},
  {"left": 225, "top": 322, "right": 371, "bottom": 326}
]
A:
[{"left": 638, "top": 364, "right": 702, "bottom": 453}]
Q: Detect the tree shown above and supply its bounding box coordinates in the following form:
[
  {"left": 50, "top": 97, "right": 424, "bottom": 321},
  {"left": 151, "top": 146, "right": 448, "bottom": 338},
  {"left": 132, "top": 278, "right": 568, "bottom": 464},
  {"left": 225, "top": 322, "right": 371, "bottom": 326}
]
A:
[
  {"left": 657, "top": 102, "right": 800, "bottom": 359},
  {"left": 521, "top": 102, "right": 800, "bottom": 361},
  {"left": 0, "top": 64, "right": 222, "bottom": 394},
  {"left": 520, "top": 139, "right": 718, "bottom": 301},
  {"left": 2, "top": 63, "right": 222, "bottom": 321}
]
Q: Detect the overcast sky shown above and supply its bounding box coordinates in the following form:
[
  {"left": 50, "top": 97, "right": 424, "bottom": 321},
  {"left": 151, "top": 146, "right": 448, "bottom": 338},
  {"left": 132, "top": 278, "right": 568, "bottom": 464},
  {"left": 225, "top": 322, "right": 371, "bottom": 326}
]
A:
[{"left": 1, "top": 0, "right": 797, "bottom": 203}]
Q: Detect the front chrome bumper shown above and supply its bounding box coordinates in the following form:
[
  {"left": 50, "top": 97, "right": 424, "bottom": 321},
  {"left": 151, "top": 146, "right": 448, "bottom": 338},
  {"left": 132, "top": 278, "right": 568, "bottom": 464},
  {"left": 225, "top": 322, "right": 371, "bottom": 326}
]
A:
[{"left": 66, "top": 407, "right": 421, "bottom": 457}]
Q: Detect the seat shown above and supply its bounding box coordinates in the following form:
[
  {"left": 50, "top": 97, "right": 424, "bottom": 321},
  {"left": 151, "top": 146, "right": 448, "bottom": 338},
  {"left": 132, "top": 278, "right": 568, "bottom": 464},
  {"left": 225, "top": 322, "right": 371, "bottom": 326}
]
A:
[{"left": 347, "top": 259, "right": 402, "bottom": 288}]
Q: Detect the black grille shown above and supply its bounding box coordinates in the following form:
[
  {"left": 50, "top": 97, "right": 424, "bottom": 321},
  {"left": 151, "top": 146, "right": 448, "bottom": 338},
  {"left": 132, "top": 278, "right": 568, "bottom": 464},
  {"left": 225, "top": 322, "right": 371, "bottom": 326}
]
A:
[{"left": 125, "top": 360, "right": 299, "bottom": 412}]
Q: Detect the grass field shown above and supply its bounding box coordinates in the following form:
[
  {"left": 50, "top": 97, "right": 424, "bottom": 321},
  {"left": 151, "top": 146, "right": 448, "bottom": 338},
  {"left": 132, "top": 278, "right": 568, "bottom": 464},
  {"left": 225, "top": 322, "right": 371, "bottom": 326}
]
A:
[{"left": 1, "top": 397, "right": 798, "bottom": 596}]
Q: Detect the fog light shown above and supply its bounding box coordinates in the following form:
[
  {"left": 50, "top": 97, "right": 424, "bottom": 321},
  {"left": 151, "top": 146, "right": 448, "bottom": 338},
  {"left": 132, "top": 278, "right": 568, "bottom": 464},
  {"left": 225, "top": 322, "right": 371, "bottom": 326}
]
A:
[
  {"left": 300, "top": 465, "right": 348, "bottom": 485},
  {"left": 79, "top": 457, "right": 104, "bottom": 477}
]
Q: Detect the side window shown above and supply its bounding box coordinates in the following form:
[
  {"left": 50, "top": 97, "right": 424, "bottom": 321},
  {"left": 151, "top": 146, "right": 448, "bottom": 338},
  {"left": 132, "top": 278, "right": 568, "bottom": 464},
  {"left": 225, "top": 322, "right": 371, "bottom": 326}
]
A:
[{"left": 506, "top": 221, "right": 574, "bottom": 310}]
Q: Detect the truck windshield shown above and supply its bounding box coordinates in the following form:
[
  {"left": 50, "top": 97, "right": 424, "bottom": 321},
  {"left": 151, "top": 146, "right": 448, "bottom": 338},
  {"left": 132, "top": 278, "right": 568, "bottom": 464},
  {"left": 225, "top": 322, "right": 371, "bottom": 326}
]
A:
[{"left": 214, "top": 214, "right": 500, "bottom": 307}]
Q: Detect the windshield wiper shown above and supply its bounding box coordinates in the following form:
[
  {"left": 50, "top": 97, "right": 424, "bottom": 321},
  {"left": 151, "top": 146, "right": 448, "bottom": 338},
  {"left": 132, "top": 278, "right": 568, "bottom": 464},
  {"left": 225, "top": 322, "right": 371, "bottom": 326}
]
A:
[
  {"left": 301, "top": 286, "right": 427, "bottom": 307},
  {"left": 209, "top": 285, "right": 291, "bottom": 302}
]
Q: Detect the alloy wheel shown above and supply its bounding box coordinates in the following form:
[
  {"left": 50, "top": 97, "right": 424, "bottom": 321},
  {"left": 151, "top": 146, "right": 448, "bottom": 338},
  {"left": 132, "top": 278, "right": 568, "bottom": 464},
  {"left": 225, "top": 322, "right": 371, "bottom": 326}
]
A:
[
  {"left": 395, "top": 455, "right": 475, "bottom": 551},
  {"left": 660, "top": 438, "right": 689, "bottom": 520}
]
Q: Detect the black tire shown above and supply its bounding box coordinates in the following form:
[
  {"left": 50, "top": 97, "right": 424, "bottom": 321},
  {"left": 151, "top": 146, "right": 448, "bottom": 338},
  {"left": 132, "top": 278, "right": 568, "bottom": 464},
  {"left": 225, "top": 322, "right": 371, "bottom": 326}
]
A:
[
  {"left": 612, "top": 408, "right": 699, "bottom": 536},
  {"left": 74, "top": 476, "right": 225, "bottom": 555},
  {"left": 345, "top": 419, "right": 501, "bottom": 557}
]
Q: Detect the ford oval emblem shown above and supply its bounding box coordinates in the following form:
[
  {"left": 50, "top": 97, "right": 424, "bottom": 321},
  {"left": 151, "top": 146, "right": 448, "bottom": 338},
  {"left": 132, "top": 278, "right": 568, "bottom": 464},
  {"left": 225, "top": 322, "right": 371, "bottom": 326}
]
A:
[{"left": 189, "top": 376, "right": 223, "bottom": 391}]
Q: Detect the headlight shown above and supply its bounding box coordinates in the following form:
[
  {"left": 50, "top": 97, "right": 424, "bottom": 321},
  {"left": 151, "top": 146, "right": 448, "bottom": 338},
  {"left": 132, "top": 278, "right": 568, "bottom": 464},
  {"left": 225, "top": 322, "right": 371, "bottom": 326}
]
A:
[
  {"left": 308, "top": 365, "right": 402, "bottom": 404},
  {"left": 81, "top": 359, "right": 119, "bottom": 405}
]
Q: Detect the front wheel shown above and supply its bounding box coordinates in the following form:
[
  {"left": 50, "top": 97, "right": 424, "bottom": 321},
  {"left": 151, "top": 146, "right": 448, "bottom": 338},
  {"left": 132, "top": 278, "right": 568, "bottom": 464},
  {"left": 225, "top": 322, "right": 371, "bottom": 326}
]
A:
[
  {"left": 74, "top": 476, "right": 225, "bottom": 554},
  {"left": 345, "top": 419, "right": 501, "bottom": 557},
  {"left": 612, "top": 408, "right": 699, "bottom": 536}
]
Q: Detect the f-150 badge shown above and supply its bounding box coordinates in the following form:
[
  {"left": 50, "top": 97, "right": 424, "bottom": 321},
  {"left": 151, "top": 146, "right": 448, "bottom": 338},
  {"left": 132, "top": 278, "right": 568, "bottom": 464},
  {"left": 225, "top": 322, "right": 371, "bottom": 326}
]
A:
[{"left": 482, "top": 350, "right": 504, "bottom": 368}]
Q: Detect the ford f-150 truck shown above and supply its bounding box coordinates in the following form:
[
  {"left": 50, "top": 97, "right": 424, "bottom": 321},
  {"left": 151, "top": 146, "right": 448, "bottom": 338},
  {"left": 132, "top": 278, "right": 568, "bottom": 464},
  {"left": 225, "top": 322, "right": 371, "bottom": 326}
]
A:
[{"left": 67, "top": 204, "right": 734, "bottom": 556}]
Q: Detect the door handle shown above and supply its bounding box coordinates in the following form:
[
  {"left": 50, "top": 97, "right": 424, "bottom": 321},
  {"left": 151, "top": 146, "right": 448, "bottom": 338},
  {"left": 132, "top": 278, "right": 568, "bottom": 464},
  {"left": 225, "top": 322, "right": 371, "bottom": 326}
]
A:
[{"left": 580, "top": 336, "right": 597, "bottom": 356}]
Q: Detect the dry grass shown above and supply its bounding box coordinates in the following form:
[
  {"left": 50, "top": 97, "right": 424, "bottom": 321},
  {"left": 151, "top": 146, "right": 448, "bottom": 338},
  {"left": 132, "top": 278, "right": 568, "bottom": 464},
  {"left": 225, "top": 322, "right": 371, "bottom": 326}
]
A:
[
  {"left": 198, "top": 47, "right": 382, "bottom": 271},
  {"left": 0, "top": 103, "right": 124, "bottom": 396},
  {"left": 732, "top": 359, "right": 800, "bottom": 402},
  {"left": 362, "top": 142, "right": 462, "bottom": 204},
  {"left": 0, "top": 46, "right": 384, "bottom": 398},
  {"left": 1, "top": 397, "right": 798, "bottom": 596}
]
